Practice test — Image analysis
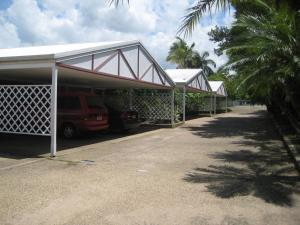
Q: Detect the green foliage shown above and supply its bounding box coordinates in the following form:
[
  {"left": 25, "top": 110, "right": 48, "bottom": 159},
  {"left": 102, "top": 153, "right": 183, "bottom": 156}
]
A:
[
  {"left": 166, "top": 37, "right": 195, "bottom": 69},
  {"left": 185, "top": 92, "right": 208, "bottom": 114},
  {"left": 225, "top": 1, "right": 299, "bottom": 104},
  {"left": 166, "top": 37, "right": 216, "bottom": 76},
  {"left": 178, "top": 0, "right": 233, "bottom": 37},
  {"left": 207, "top": 0, "right": 300, "bottom": 110}
]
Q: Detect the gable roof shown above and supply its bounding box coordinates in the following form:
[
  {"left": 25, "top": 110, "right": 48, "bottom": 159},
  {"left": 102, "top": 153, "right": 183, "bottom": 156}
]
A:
[
  {"left": 165, "top": 69, "right": 211, "bottom": 92},
  {"left": 165, "top": 69, "right": 202, "bottom": 83},
  {"left": 0, "top": 41, "right": 139, "bottom": 61},
  {"left": 0, "top": 41, "right": 175, "bottom": 88},
  {"left": 209, "top": 81, "right": 227, "bottom": 96}
]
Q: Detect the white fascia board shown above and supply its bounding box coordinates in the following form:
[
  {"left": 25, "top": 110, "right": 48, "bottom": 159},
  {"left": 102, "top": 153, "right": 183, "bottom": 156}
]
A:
[
  {"left": 174, "top": 82, "right": 186, "bottom": 88},
  {"left": 0, "top": 54, "right": 55, "bottom": 62},
  {"left": 0, "top": 60, "right": 55, "bottom": 70}
]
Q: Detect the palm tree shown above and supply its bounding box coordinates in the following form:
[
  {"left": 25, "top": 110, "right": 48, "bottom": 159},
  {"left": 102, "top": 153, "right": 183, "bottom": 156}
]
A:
[
  {"left": 178, "top": 0, "right": 300, "bottom": 36},
  {"left": 166, "top": 38, "right": 216, "bottom": 74},
  {"left": 109, "top": 0, "right": 300, "bottom": 36},
  {"left": 178, "top": 0, "right": 232, "bottom": 37},
  {"left": 221, "top": 1, "right": 299, "bottom": 107},
  {"left": 166, "top": 37, "right": 195, "bottom": 68},
  {"left": 193, "top": 51, "right": 216, "bottom": 76}
]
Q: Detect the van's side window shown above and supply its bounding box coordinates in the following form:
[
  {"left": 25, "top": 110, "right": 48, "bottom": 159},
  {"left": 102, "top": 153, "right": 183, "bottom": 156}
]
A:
[{"left": 58, "top": 97, "right": 81, "bottom": 110}]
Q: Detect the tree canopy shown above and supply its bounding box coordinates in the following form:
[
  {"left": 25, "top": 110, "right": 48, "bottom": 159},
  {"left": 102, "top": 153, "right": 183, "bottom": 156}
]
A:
[{"left": 166, "top": 37, "right": 216, "bottom": 76}]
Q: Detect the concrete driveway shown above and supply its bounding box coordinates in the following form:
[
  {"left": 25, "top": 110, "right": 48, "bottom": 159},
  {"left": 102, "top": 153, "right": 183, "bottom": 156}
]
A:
[{"left": 0, "top": 106, "right": 299, "bottom": 225}]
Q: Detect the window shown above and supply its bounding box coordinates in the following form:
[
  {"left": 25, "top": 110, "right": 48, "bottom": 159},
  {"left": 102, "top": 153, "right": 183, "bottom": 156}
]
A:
[{"left": 58, "top": 96, "right": 81, "bottom": 110}]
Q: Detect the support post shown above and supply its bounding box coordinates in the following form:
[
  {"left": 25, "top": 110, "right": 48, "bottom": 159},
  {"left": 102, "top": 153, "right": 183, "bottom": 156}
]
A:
[
  {"left": 210, "top": 93, "right": 213, "bottom": 117},
  {"left": 225, "top": 96, "right": 228, "bottom": 113},
  {"left": 214, "top": 94, "right": 217, "bottom": 115},
  {"left": 171, "top": 89, "right": 175, "bottom": 126},
  {"left": 50, "top": 65, "right": 58, "bottom": 157},
  {"left": 182, "top": 86, "right": 186, "bottom": 122}
]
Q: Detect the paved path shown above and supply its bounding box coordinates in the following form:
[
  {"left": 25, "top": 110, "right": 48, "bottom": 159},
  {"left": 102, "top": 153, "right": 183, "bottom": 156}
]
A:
[{"left": 0, "top": 106, "right": 299, "bottom": 225}]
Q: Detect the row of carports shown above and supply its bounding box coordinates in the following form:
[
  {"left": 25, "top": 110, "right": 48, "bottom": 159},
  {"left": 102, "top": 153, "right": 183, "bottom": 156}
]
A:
[
  {"left": 165, "top": 69, "right": 227, "bottom": 122},
  {"left": 0, "top": 40, "right": 227, "bottom": 156}
]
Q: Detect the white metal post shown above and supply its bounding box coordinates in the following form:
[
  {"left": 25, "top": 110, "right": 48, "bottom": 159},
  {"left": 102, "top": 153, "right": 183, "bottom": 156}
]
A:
[
  {"left": 225, "top": 96, "right": 228, "bottom": 113},
  {"left": 50, "top": 65, "right": 58, "bottom": 157},
  {"left": 182, "top": 86, "right": 186, "bottom": 122},
  {"left": 210, "top": 93, "right": 213, "bottom": 117},
  {"left": 214, "top": 94, "right": 217, "bottom": 115},
  {"left": 171, "top": 89, "right": 175, "bottom": 126}
]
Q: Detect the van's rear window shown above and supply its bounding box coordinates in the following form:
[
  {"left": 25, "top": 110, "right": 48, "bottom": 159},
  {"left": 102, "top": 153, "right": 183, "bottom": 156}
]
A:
[
  {"left": 86, "top": 96, "right": 104, "bottom": 109},
  {"left": 58, "top": 97, "right": 81, "bottom": 110}
]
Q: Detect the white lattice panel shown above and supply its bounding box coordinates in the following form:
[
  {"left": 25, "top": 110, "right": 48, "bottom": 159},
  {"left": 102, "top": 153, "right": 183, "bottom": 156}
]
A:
[
  {"left": 132, "top": 93, "right": 172, "bottom": 120},
  {"left": 104, "top": 91, "right": 173, "bottom": 121},
  {"left": 0, "top": 85, "right": 51, "bottom": 136}
]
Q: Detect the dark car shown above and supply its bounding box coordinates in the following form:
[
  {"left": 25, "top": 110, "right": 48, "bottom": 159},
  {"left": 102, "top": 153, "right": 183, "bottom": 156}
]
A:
[
  {"left": 105, "top": 104, "right": 141, "bottom": 131},
  {"left": 57, "top": 92, "right": 109, "bottom": 138}
]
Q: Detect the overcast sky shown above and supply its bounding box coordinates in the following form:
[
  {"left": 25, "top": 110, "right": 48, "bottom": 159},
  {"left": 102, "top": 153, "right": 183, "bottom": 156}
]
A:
[{"left": 0, "top": 0, "right": 234, "bottom": 69}]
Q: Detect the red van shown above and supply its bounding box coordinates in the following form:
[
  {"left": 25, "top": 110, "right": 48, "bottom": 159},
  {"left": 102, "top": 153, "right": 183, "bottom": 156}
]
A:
[{"left": 57, "top": 91, "right": 109, "bottom": 138}]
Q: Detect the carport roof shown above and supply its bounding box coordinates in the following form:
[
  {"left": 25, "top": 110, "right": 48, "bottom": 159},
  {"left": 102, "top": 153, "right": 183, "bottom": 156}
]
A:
[
  {"left": 165, "top": 69, "right": 202, "bottom": 83},
  {"left": 165, "top": 69, "right": 211, "bottom": 92},
  {"left": 209, "top": 81, "right": 227, "bottom": 96},
  {"left": 0, "top": 41, "right": 138, "bottom": 61},
  {"left": 0, "top": 41, "right": 175, "bottom": 89}
]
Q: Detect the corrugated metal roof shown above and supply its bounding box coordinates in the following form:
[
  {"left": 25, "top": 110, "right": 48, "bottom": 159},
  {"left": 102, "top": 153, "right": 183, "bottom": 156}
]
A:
[
  {"left": 0, "top": 40, "right": 139, "bottom": 61},
  {"left": 165, "top": 69, "right": 202, "bottom": 83}
]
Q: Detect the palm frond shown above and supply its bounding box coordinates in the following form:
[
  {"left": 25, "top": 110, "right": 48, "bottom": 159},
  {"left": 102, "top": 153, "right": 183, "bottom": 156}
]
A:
[
  {"left": 178, "top": 0, "right": 231, "bottom": 37},
  {"left": 107, "top": 0, "right": 129, "bottom": 6}
]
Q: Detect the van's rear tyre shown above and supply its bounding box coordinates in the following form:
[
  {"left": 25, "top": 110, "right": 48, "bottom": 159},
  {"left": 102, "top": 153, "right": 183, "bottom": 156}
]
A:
[{"left": 62, "top": 124, "right": 77, "bottom": 139}]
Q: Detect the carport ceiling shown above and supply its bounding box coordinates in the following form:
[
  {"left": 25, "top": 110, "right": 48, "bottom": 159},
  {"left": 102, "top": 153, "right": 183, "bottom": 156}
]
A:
[
  {"left": 165, "top": 69, "right": 211, "bottom": 93},
  {"left": 0, "top": 40, "right": 175, "bottom": 89}
]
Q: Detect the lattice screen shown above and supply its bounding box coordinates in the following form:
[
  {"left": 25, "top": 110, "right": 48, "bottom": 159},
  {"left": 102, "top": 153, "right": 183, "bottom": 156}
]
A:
[
  {"left": 132, "top": 93, "right": 172, "bottom": 120},
  {"left": 0, "top": 85, "right": 52, "bottom": 136},
  {"left": 174, "top": 91, "right": 183, "bottom": 121},
  {"left": 201, "top": 97, "right": 213, "bottom": 112},
  {"left": 216, "top": 97, "right": 229, "bottom": 110}
]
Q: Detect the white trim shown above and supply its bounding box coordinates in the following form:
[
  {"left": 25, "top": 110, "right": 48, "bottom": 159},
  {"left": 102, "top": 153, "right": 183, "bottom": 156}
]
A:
[
  {"left": 183, "top": 86, "right": 186, "bottom": 122},
  {"left": 0, "top": 61, "right": 53, "bottom": 70},
  {"left": 226, "top": 96, "right": 228, "bottom": 112},
  {"left": 210, "top": 93, "right": 213, "bottom": 117},
  {"left": 50, "top": 65, "right": 58, "bottom": 157},
  {"left": 171, "top": 89, "right": 175, "bottom": 125},
  {"left": 214, "top": 94, "right": 217, "bottom": 115}
]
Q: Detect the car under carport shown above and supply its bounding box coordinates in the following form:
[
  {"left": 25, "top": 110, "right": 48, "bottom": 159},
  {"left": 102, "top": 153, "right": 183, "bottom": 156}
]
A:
[{"left": 0, "top": 40, "right": 175, "bottom": 157}]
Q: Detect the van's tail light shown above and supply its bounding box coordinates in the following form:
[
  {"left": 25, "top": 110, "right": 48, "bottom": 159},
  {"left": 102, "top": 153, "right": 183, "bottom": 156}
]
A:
[{"left": 82, "top": 113, "right": 103, "bottom": 121}]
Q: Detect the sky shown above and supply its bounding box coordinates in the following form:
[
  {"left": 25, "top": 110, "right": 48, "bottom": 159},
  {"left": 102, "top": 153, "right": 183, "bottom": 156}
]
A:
[{"left": 0, "top": 0, "right": 234, "bottom": 69}]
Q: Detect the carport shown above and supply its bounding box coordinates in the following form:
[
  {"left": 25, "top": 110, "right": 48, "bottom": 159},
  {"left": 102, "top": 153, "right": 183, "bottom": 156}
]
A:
[
  {"left": 165, "top": 69, "right": 212, "bottom": 122},
  {"left": 208, "top": 81, "right": 228, "bottom": 114},
  {"left": 0, "top": 41, "right": 175, "bottom": 157}
]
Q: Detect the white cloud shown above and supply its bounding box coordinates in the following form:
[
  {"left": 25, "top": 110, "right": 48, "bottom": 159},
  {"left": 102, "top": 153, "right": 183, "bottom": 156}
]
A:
[
  {"left": 0, "top": 0, "right": 234, "bottom": 68},
  {"left": 0, "top": 15, "right": 20, "bottom": 47}
]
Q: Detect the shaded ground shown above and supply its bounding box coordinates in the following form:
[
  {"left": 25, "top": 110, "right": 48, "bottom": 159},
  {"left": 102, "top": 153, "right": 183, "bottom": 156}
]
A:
[
  {"left": 0, "top": 106, "right": 299, "bottom": 225},
  {"left": 183, "top": 107, "right": 300, "bottom": 207}
]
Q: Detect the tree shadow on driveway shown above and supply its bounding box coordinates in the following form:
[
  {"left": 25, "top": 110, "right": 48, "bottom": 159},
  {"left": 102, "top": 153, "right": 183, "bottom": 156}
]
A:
[
  {"left": 185, "top": 163, "right": 300, "bottom": 206},
  {"left": 183, "top": 109, "right": 300, "bottom": 206}
]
